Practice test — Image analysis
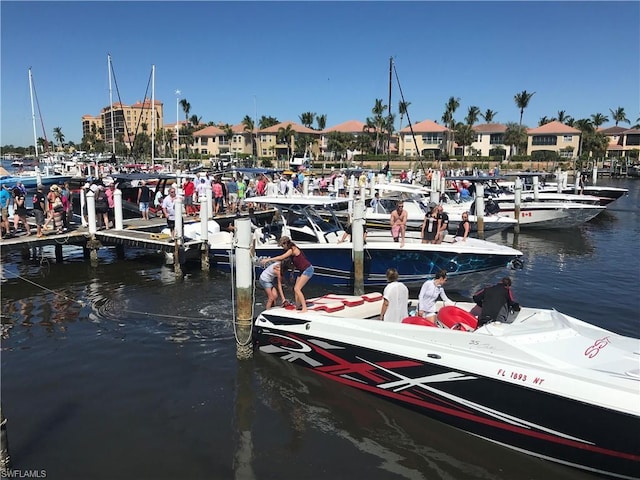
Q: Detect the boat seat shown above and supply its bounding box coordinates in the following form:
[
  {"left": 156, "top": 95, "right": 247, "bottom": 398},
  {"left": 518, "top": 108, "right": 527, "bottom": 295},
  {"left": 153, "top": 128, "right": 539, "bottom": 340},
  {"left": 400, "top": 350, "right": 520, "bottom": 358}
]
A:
[
  {"left": 310, "top": 300, "right": 345, "bottom": 313},
  {"left": 325, "top": 294, "right": 365, "bottom": 307},
  {"left": 402, "top": 316, "right": 437, "bottom": 327},
  {"left": 437, "top": 306, "right": 478, "bottom": 331},
  {"left": 362, "top": 292, "right": 383, "bottom": 302}
]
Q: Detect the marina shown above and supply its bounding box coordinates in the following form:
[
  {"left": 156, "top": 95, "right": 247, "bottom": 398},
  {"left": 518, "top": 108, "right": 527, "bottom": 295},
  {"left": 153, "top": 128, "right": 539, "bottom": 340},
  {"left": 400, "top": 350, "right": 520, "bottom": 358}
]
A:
[{"left": 1, "top": 175, "right": 638, "bottom": 479}]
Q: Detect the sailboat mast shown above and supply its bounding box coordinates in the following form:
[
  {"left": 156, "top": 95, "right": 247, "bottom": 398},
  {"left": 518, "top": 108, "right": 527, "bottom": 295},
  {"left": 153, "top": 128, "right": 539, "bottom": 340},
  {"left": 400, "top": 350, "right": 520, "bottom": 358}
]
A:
[
  {"left": 29, "top": 68, "right": 39, "bottom": 158},
  {"left": 386, "top": 56, "right": 393, "bottom": 163},
  {"left": 108, "top": 54, "right": 116, "bottom": 155},
  {"left": 151, "top": 64, "right": 155, "bottom": 167}
]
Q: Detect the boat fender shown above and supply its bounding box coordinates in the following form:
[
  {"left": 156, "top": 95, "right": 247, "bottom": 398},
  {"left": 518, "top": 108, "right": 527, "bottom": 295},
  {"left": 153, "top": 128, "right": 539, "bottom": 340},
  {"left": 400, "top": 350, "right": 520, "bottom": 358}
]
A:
[
  {"left": 437, "top": 306, "right": 478, "bottom": 330},
  {"left": 510, "top": 258, "right": 524, "bottom": 270},
  {"left": 401, "top": 317, "right": 437, "bottom": 327}
]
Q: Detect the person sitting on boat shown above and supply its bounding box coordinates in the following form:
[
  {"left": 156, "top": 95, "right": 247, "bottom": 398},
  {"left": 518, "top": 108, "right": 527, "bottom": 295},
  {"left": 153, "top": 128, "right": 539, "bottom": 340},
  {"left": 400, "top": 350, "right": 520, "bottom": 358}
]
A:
[
  {"left": 370, "top": 192, "right": 381, "bottom": 213},
  {"left": 417, "top": 270, "right": 452, "bottom": 324},
  {"left": 421, "top": 207, "right": 439, "bottom": 245},
  {"left": 390, "top": 201, "right": 408, "bottom": 247},
  {"left": 261, "top": 236, "right": 314, "bottom": 313},
  {"left": 454, "top": 212, "right": 471, "bottom": 242},
  {"left": 435, "top": 204, "right": 449, "bottom": 244},
  {"left": 338, "top": 221, "right": 367, "bottom": 243},
  {"left": 472, "top": 277, "right": 520, "bottom": 327},
  {"left": 380, "top": 268, "right": 408, "bottom": 323},
  {"left": 485, "top": 197, "right": 500, "bottom": 215},
  {"left": 259, "top": 260, "right": 286, "bottom": 309}
]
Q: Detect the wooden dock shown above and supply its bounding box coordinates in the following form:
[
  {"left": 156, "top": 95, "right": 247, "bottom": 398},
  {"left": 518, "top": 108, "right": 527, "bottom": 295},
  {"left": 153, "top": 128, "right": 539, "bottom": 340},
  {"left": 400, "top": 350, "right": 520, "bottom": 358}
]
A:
[{"left": 0, "top": 212, "right": 251, "bottom": 264}]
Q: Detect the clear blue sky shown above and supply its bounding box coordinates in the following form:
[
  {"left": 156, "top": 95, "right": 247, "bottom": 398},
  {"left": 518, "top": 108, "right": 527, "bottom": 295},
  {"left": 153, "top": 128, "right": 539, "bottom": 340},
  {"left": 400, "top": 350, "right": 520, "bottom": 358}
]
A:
[{"left": 1, "top": 1, "right": 638, "bottom": 147}]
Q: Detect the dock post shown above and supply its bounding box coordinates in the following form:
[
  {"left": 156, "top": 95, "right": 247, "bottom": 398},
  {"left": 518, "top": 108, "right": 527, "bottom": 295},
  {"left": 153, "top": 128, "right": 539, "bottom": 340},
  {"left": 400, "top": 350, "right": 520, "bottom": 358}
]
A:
[
  {"left": 200, "top": 197, "right": 210, "bottom": 272},
  {"left": 113, "top": 188, "right": 123, "bottom": 230},
  {"left": 353, "top": 200, "right": 365, "bottom": 296},
  {"left": 533, "top": 176, "right": 539, "bottom": 201},
  {"left": 205, "top": 182, "right": 213, "bottom": 218},
  {"left": 430, "top": 171, "right": 440, "bottom": 204},
  {"left": 35, "top": 166, "right": 42, "bottom": 189},
  {"left": 0, "top": 406, "right": 10, "bottom": 473},
  {"left": 303, "top": 176, "right": 309, "bottom": 196},
  {"left": 475, "top": 183, "right": 485, "bottom": 239},
  {"left": 80, "top": 186, "right": 88, "bottom": 227},
  {"left": 234, "top": 218, "right": 253, "bottom": 360},
  {"left": 86, "top": 191, "right": 97, "bottom": 236},
  {"left": 348, "top": 177, "right": 354, "bottom": 220},
  {"left": 174, "top": 196, "right": 184, "bottom": 278},
  {"left": 514, "top": 177, "right": 522, "bottom": 234},
  {"left": 592, "top": 165, "right": 598, "bottom": 185}
]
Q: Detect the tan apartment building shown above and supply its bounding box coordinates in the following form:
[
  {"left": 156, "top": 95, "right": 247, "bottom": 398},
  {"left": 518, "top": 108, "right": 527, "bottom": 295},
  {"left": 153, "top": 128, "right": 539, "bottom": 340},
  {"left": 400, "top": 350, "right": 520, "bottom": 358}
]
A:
[
  {"left": 320, "top": 120, "right": 366, "bottom": 160},
  {"left": 470, "top": 123, "right": 508, "bottom": 158},
  {"left": 599, "top": 126, "right": 640, "bottom": 158},
  {"left": 526, "top": 121, "right": 581, "bottom": 159},
  {"left": 190, "top": 123, "right": 254, "bottom": 157},
  {"left": 258, "top": 121, "right": 321, "bottom": 159},
  {"left": 398, "top": 119, "right": 448, "bottom": 158},
  {"left": 82, "top": 98, "right": 164, "bottom": 147}
]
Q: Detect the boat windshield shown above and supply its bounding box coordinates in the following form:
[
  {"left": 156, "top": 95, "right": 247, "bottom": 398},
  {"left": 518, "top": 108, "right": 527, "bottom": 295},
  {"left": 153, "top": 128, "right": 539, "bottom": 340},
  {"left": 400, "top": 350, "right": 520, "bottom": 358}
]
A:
[{"left": 279, "top": 204, "right": 344, "bottom": 234}]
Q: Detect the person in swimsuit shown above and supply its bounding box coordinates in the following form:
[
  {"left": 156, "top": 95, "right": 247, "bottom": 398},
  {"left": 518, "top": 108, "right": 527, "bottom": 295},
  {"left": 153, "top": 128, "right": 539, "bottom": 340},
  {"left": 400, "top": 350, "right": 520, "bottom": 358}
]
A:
[{"left": 261, "top": 236, "right": 314, "bottom": 312}]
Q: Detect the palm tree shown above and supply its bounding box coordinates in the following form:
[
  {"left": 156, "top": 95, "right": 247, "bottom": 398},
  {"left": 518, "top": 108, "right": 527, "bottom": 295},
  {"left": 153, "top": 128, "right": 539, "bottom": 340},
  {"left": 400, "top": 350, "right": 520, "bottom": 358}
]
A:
[
  {"left": 277, "top": 123, "right": 295, "bottom": 161},
  {"left": 556, "top": 110, "right": 570, "bottom": 123},
  {"left": 315, "top": 114, "right": 327, "bottom": 131},
  {"left": 242, "top": 115, "right": 257, "bottom": 159},
  {"left": 513, "top": 90, "right": 535, "bottom": 155},
  {"left": 590, "top": 113, "right": 609, "bottom": 130},
  {"left": 442, "top": 96, "right": 460, "bottom": 156},
  {"left": 368, "top": 98, "right": 387, "bottom": 155},
  {"left": 465, "top": 106, "right": 481, "bottom": 126},
  {"left": 481, "top": 109, "right": 498, "bottom": 123},
  {"left": 609, "top": 107, "right": 629, "bottom": 126},
  {"left": 222, "top": 124, "right": 234, "bottom": 155},
  {"left": 53, "top": 127, "right": 65, "bottom": 151},
  {"left": 299, "top": 112, "right": 315, "bottom": 128},
  {"left": 538, "top": 116, "right": 552, "bottom": 126},
  {"left": 514, "top": 90, "right": 535, "bottom": 126},
  {"left": 179, "top": 99, "right": 191, "bottom": 123},
  {"left": 504, "top": 122, "right": 527, "bottom": 160},
  {"left": 189, "top": 114, "right": 202, "bottom": 127},
  {"left": 398, "top": 100, "right": 411, "bottom": 133}
]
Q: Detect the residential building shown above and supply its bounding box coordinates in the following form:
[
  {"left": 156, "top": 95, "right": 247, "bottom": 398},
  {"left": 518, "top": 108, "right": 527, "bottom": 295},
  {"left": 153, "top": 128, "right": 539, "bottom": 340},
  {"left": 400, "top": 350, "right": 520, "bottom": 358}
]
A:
[
  {"left": 599, "top": 126, "right": 640, "bottom": 158},
  {"left": 398, "top": 119, "right": 448, "bottom": 158},
  {"left": 471, "top": 123, "right": 508, "bottom": 158},
  {"left": 526, "top": 121, "right": 581, "bottom": 158},
  {"left": 82, "top": 98, "right": 164, "bottom": 148},
  {"left": 258, "top": 121, "right": 321, "bottom": 159},
  {"left": 320, "top": 120, "right": 366, "bottom": 160}
]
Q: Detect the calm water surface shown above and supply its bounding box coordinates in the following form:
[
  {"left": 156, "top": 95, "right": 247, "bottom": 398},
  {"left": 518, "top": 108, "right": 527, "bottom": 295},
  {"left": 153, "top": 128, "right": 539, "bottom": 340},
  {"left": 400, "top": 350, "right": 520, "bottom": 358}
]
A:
[{"left": 1, "top": 178, "right": 638, "bottom": 480}]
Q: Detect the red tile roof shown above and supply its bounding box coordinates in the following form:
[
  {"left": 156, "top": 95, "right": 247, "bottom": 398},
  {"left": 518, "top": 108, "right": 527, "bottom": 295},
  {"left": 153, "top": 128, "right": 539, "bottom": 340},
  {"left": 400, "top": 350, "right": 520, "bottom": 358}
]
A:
[
  {"left": 399, "top": 119, "right": 448, "bottom": 133},
  {"left": 527, "top": 121, "right": 580, "bottom": 134},
  {"left": 260, "top": 121, "right": 318, "bottom": 134},
  {"left": 323, "top": 120, "right": 366, "bottom": 133},
  {"left": 622, "top": 128, "right": 640, "bottom": 134},
  {"left": 598, "top": 126, "right": 627, "bottom": 135},
  {"left": 473, "top": 123, "right": 507, "bottom": 133},
  {"left": 192, "top": 125, "right": 224, "bottom": 137}
]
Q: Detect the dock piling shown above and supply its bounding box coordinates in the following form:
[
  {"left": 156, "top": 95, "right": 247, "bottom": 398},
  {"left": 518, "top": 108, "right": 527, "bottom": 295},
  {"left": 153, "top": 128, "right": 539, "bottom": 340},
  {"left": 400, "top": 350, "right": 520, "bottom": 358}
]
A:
[
  {"left": 514, "top": 177, "right": 522, "bottom": 234},
  {"left": 353, "top": 200, "right": 365, "bottom": 296},
  {"left": 200, "top": 197, "right": 210, "bottom": 272},
  {"left": 475, "top": 184, "right": 485, "bottom": 238},
  {"left": 234, "top": 218, "right": 253, "bottom": 360},
  {"left": 114, "top": 188, "right": 123, "bottom": 230}
]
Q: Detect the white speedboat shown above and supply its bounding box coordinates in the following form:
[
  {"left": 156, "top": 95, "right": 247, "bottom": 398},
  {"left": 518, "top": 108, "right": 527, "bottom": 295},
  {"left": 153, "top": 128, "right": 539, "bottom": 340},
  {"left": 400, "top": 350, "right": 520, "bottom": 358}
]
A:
[
  {"left": 254, "top": 295, "right": 640, "bottom": 479},
  {"left": 206, "top": 196, "right": 523, "bottom": 289}
]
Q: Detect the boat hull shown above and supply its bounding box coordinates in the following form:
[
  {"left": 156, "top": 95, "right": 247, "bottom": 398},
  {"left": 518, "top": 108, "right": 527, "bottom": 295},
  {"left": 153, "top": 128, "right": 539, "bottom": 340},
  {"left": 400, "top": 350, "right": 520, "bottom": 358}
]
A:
[
  {"left": 255, "top": 320, "right": 640, "bottom": 479},
  {"left": 210, "top": 242, "right": 520, "bottom": 288}
]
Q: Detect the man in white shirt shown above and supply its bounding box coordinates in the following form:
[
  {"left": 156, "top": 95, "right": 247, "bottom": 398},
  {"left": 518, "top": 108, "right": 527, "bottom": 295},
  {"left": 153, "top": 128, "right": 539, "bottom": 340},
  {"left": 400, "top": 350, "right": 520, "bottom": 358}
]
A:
[
  {"left": 380, "top": 268, "right": 409, "bottom": 322},
  {"left": 418, "top": 270, "right": 452, "bottom": 324}
]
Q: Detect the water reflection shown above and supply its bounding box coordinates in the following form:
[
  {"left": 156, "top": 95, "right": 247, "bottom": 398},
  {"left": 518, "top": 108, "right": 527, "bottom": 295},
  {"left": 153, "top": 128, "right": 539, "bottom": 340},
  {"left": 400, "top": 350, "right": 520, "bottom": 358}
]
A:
[
  {"left": 253, "top": 355, "right": 594, "bottom": 480},
  {"left": 499, "top": 227, "right": 594, "bottom": 258}
]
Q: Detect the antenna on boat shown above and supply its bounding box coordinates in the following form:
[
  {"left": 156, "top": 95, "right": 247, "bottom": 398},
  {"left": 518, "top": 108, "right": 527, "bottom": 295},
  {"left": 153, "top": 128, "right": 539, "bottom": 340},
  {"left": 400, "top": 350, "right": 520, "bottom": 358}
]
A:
[
  {"left": 392, "top": 61, "right": 427, "bottom": 182},
  {"left": 108, "top": 54, "right": 116, "bottom": 155},
  {"left": 386, "top": 56, "right": 393, "bottom": 166},
  {"left": 151, "top": 64, "right": 155, "bottom": 167},
  {"left": 28, "top": 68, "right": 38, "bottom": 158}
]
